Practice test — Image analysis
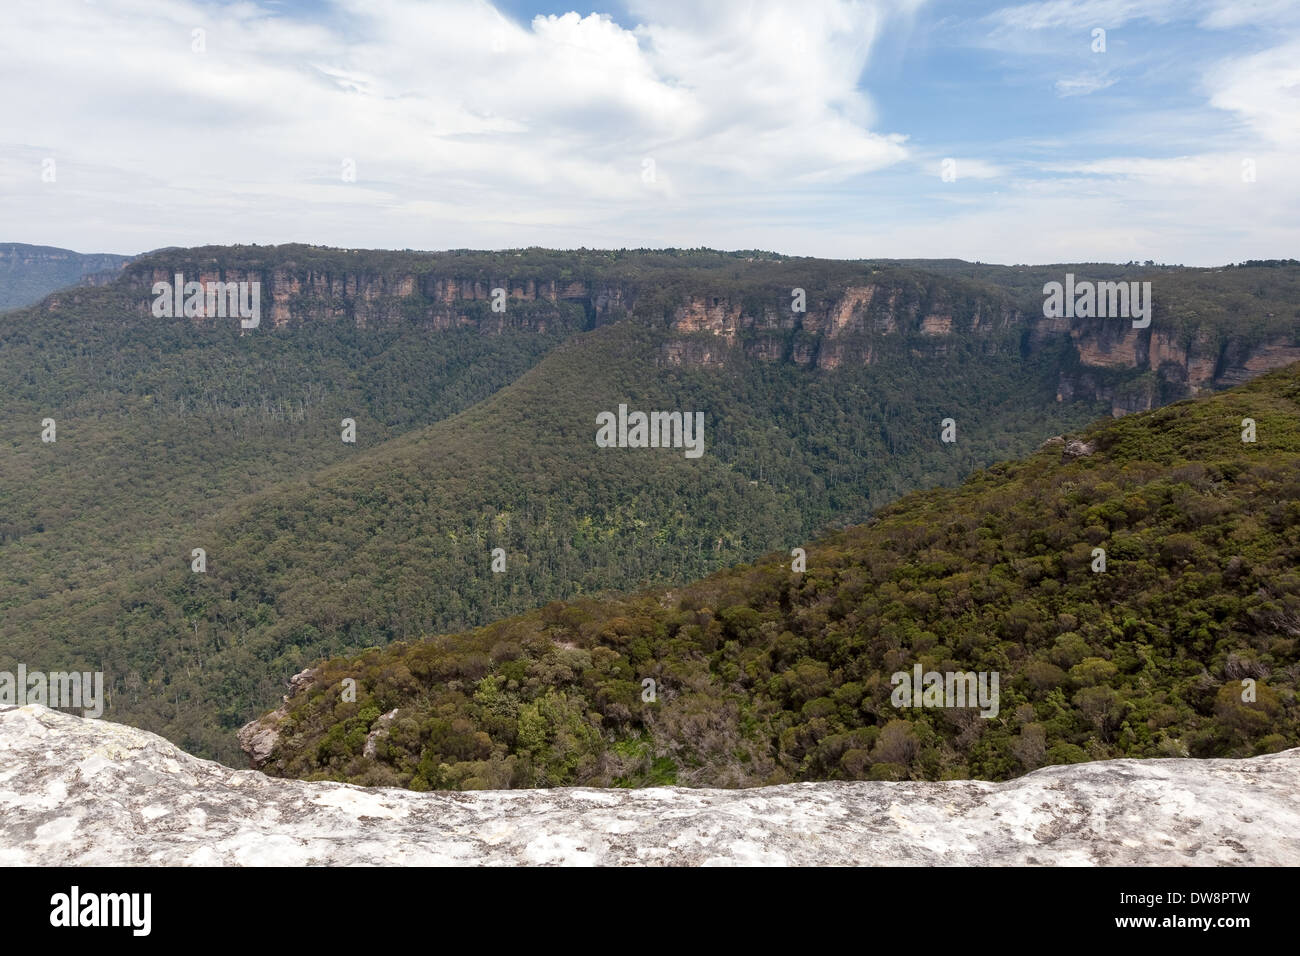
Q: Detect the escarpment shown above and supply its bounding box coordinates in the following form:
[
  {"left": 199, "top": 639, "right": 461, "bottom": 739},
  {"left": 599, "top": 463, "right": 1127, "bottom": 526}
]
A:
[{"left": 78, "top": 246, "right": 1298, "bottom": 415}]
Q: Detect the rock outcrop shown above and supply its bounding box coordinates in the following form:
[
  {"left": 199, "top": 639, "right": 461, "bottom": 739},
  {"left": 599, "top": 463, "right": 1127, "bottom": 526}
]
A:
[
  {"left": 1062, "top": 438, "right": 1097, "bottom": 461},
  {"left": 659, "top": 282, "right": 1021, "bottom": 371},
  {"left": 3, "top": 705, "right": 1297, "bottom": 866},
  {"left": 82, "top": 247, "right": 1300, "bottom": 411},
  {"left": 237, "top": 667, "right": 316, "bottom": 769},
  {"left": 126, "top": 265, "right": 599, "bottom": 332},
  {"left": 1045, "top": 318, "right": 1300, "bottom": 416},
  {"left": 112, "top": 255, "right": 1024, "bottom": 378},
  {"left": 235, "top": 716, "right": 280, "bottom": 768}
]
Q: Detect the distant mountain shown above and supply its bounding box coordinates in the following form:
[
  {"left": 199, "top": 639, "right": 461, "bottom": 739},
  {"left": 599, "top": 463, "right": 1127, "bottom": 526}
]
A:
[
  {"left": 0, "top": 243, "right": 131, "bottom": 310},
  {"left": 244, "top": 362, "right": 1300, "bottom": 790},
  {"left": 2, "top": 245, "right": 1298, "bottom": 766}
]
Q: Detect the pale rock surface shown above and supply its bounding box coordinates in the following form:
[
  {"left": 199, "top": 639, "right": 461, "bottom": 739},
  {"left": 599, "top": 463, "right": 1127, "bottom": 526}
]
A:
[
  {"left": 2, "top": 705, "right": 1297, "bottom": 866},
  {"left": 362, "top": 708, "right": 400, "bottom": 759},
  {"left": 236, "top": 666, "right": 314, "bottom": 767},
  {"left": 1062, "top": 438, "right": 1098, "bottom": 460}
]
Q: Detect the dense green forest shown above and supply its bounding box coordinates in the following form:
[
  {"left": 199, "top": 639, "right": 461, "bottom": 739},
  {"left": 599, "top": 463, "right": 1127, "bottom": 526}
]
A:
[
  {"left": 0, "top": 314, "right": 1102, "bottom": 762},
  {"left": 1, "top": 246, "right": 1297, "bottom": 766},
  {"left": 255, "top": 364, "right": 1300, "bottom": 789},
  {"left": 0, "top": 284, "right": 586, "bottom": 612},
  {"left": 879, "top": 257, "right": 1300, "bottom": 341}
]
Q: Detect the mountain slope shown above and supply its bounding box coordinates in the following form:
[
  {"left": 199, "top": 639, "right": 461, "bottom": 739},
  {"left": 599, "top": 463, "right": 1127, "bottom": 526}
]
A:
[
  {"left": 246, "top": 363, "right": 1300, "bottom": 789},
  {"left": 0, "top": 280, "right": 585, "bottom": 611},
  {"left": 0, "top": 243, "right": 130, "bottom": 310},
  {"left": 2, "top": 310, "right": 1102, "bottom": 762},
  {"left": 3, "top": 246, "right": 1298, "bottom": 766}
]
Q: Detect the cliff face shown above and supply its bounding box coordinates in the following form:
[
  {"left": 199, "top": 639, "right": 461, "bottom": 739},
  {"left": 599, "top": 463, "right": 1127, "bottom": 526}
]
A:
[
  {"left": 121, "top": 264, "right": 623, "bottom": 332},
  {"left": 658, "top": 277, "right": 1300, "bottom": 406},
  {"left": 656, "top": 283, "right": 1020, "bottom": 369},
  {"left": 4, "top": 705, "right": 1298, "bottom": 866},
  {"left": 1040, "top": 315, "right": 1300, "bottom": 415},
  {"left": 116, "top": 257, "right": 1026, "bottom": 364},
  {"left": 91, "top": 251, "right": 1300, "bottom": 414}
]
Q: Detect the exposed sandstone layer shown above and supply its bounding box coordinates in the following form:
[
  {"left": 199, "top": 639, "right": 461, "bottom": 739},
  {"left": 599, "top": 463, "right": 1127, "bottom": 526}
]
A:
[{"left": 99, "top": 255, "right": 1300, "bottom": 410}]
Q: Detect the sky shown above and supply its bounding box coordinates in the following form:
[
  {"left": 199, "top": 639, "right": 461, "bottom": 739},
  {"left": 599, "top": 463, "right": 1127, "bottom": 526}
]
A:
[{"left": 1, "top": 0, "right": 1296, "bottom": 264}]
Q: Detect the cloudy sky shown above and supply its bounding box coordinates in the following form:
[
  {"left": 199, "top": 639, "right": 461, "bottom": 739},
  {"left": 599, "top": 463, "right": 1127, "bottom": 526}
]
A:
[{"left": 2, "top": 0, "right": 1296, "bottom": 263}]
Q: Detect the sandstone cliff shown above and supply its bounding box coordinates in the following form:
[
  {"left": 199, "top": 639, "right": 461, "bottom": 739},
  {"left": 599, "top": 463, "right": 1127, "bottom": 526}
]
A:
[
  {"left": 125, "top": 263, "right": 616, "bottom": 332},
  {"left": 658, "top": 282, "right": 1019, "bottom": 369},
  {"left": 1041, "top": 316, "right": 1300, "bottom": 415},
  {"left": 3, "top": 705, "right": 1297, "bottom": 866},
  {"left": 58, "top": 247, "right": 1299, "bottom": 415}
]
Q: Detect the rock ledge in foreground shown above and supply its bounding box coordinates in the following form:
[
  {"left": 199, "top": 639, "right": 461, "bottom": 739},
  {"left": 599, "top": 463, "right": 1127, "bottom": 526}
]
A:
[{"left": 2, "top": 705, "right": 1297, "bottom": 866}]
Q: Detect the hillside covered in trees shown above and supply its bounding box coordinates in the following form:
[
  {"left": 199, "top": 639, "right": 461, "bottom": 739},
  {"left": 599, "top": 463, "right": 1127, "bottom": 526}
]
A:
[
  {"left": 2, "top": 246, "right": 1297, "bottom": 765},
  {"left": 249, "top": 364, "right": 1300, "bottom": 789},
  {"left": 0, "top": 243, "right": 130, "bottom": 310}
]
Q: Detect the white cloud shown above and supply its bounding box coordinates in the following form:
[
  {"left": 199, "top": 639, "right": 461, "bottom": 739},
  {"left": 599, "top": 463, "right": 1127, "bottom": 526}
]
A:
[
  {"left": 931, "top": 157, "right": 1006, "bottom": 180},
  {"left": 1040, "top": 153, "right": 1258, "bottom": 184},
  {"left": 985, "top": 0, "right": 1182, "bottom": 31},
  {"left": 1054, "top": 72, "right": 1118, "bottom": 95},
  {"left": 0, "top": 0, "right": 920, "bottom": 252},
  {"left": 987, "top": 0, "right": 1300, "bottom": 33},
  {"left": 1205, "top": 40, "right": 1300, "bottom": 148},
  {"left": 0, "top": 0, "right": 1295, "bottom": 265},
  {"left": 1199, "top": 0, "right": 1300, "bottom": 30}
]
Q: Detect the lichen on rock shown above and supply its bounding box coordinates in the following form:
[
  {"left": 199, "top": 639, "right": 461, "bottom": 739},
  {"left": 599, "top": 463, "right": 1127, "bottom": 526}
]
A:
[{"left": 2, "top": 705, "right": 1298, "bottom": 866}]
